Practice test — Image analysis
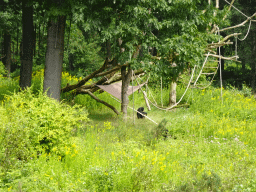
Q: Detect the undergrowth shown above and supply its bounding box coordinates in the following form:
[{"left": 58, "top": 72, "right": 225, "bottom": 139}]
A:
[{"left": 1, "top": 71, "right": 256, "bottom": 191}]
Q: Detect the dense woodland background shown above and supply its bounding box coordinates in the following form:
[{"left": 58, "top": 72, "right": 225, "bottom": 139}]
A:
[{"left": 1, "top": 0, "right": 256, "bottom": 106}]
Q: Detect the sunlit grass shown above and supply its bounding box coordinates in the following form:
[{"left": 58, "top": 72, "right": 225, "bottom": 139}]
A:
[{"left": 1, "top": 73, "right": 256, "bottom": 191}]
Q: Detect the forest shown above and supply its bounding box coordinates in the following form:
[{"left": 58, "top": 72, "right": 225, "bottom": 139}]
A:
[{"left": 1, "top": 0, "right": 256, "bottom": 191}]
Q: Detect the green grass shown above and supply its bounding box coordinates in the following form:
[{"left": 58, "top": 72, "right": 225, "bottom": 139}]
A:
[{"left": 1, "top": 76, "right": 256, "bottom": 191}]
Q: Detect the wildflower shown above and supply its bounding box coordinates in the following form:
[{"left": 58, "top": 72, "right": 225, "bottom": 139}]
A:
[
  {"left": 72, "top": 143, "right": 76, "bottom": 148},
  {"left": 160, "top": 165, "right": 166, "bottom": 171}
]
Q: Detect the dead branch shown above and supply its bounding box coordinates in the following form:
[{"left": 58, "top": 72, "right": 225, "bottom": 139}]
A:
[
  {"left": 204, "top": 53, "right": 241, "bottom": 62},
  {"left": 94, "top": 62, "right": 129, "bottom": 78},
  {"left": 207, "top": 41, "right": 233, "bottom": 49},
  {"left": 61, "top": 58, "right": 110, "bottom": 93},
  {"left": 62, "top": 58, "right": 132, "bottom": 94},
  {"left": 77, "top": 89, "right": 120, "bottom": 115},
  {"left": 223, "top": 0, "right": 236, "bottom": 21},
  {"left": 75, "top": 69, "right": 145, "bottom": 95},
  {"left": 219, "top": 12, "right": 256, "bottom": 32}
]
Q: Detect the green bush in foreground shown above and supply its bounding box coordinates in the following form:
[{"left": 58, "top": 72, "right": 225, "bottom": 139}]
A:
[{"left": 0, "top": 88, "right": 89, "bottom": 168}]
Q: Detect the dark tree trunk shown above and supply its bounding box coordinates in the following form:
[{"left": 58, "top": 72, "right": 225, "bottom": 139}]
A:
[
  {"left": 3, "top": 32, "right": 11, "bottom": 76},
  {"left": 241, "top": 58, "right": 246, "bottom": 76},
  {"left": 66, "top": 18, "right": 74, "bottom": 71},
  {"left": 68, "top": 53, "right": 74, "bottom": 71},
  {"left": 106, "top": 40, "right": 111, "bottom": 59},
  {"left": 43, "top": 16, "right": 66, "bottom": 101},
  {"left": 38, "top": 24, "right": 40, "bottom": 57},
  {"left": 251, "top": 34, "right": 256, "bottom": 95},
  {"left": 16, "top": 23, "right": 19, "bottom": 57},
  {"left": 217, "top": 45, "right": 225, "bottom": 72},
  {"left": 121, "top": 64, "right": 133, "bottom": 117},
  {"left": 20, "top": 2, "right": 34, "bottom": 89},
  {"left": 34, "top": 24, "right": 37, "bottom": 57}
]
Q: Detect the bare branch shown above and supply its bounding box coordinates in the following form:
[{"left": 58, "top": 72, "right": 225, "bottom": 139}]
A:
[
  {"left": 221, "top": 33, "right": 242, "bottom": 42},
  {"left": 94, "top": 63, "right": 129, "bottom": 78},
  {"left": 204, "top": 53, "right": 241, "bottom": 62},
  {"left": 77, "top": 89, "right": 120, "bottom": 115},
  {"left": 223, "top": 0, "right": 236, "bottom": 21},
  {"left": 219, "top": 12, "right": 256, "bottom": 32},
  {"left": 61, "top": 58, "right": 110, "bottom": 93}
]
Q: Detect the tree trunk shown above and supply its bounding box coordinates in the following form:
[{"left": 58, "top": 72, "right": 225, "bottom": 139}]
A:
[
  {"left": 34, "top": 24, "right": 36, "bottom": 57},
  {"left": 38, "top": 23, "right": 40, "bottom": 57},
  {"left": 16, "top": 23, "right": 19, "bottom": 58},
  {"left": 3, "top": 32, "right": 11, "bottom": 76},
  {"left": 43, "top": 16, "right": 66, "bottom": 101},
  {"left": 121, "top": 64, "right": 133, "bottom": 117},
  {"left": 169, "top": 80, "right": 177, "bottom": 106},
  {"left": 106, "top": 40, "right": 111, "bottom": 59},
  {"left": 251, "top": 33, "right": 256, "bottom": 95},
  {"left": 68, "top": 53, "right": 74, "bottom": 71},
  {"left": 20, "top": 2, "right": 34, "bottom": 89}
]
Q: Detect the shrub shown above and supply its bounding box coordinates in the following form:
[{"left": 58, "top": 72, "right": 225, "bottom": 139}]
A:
[
  {"left": 0, "top": 61, "right": 6, "bottom": 76},
  {"left": 0, "top": 88, "right": 89, "bottom": 167},
  {"left": 85, "top": 166, "right": 114, "bottom": 192}
]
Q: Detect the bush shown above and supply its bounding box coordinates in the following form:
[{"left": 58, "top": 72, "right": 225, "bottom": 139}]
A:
[{"left": 0, "top": 88, "right": 89, "bottom": 167}]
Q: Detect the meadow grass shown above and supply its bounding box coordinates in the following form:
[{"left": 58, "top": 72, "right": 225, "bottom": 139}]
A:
[{"left": 1, "top": 72, "right": 256, "bottom": 191}]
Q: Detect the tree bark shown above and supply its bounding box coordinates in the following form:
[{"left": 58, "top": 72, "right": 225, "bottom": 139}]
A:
[
  {"left": 17, "top": 22, "right": 19, "bottom": 58},
  {"left": 251, "top": 32, "right": 256, "bottom": 95},
  {"left": 169, "top": 80, "right": 177, "bottom": 106},
  {"left": 68, "top": 53, "right": 75, "bottom": 71},
  {"left": 121, "top": 65, "right": 133, "bottom": 117},
  {"left": 3, "top": 31, "right": 11, "bottom": 76},
  {"left": 20, "top": 2, "right": 34, "bottom": 89},
  {"left": 43, "top": 16, "right": 66, "bottom": 101},
  {"left": 106, "top": 40, "right": 111, "bottom": 59},
  {"left": 38, "top": 23, "right": 40, "bottom": 57}
]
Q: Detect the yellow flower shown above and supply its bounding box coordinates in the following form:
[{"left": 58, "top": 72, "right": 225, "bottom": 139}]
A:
[
  {"left": 160, "top": 165, "right": 166, "bottom": 171},
  {"left": 72, "top": 143, "right": 76, "bottom": 148}
]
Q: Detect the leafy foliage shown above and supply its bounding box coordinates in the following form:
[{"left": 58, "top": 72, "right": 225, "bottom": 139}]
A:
[
  {"left": 0, "top": 61, "right": 7, "bottom": 76},
  {"left": 0, "top": 88, "right": 89, "bottom": 168}
]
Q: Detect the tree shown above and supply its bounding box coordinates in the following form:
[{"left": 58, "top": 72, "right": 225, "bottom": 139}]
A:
[
  {"left": 3, "top": 31, "right": 11, "bottom": 76},
  {"left": 19, "top": 0, "right": 34, "bottom": 89},
  {"left": 61, "top": 0, "right": 230, "bottom": 115},
  {"left": 0, "top": 2, "right": 20, "bottom": 76},
  {"left": 43, "top": 16, "right": 66, "bottom": 100}
]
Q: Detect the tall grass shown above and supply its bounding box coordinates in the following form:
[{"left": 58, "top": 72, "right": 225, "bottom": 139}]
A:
[{"left": 1, "top": 72, "right": 256, "bottom": 191}]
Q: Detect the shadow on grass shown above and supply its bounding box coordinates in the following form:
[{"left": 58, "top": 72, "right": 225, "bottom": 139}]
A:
[{"left": 88, "top": 111, "right": 117, "bottom": 122}]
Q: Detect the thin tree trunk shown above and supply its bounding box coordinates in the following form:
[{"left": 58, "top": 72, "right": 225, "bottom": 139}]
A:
[
  {"left": 3, "top": 32, "right": 11, "bottom": 76},
  {"left": 169, "top": 80, "right": 177, "bottom": 106},
  {"left": 43, "top": 16, "right": 66, "bottom": 101},
  {"left": 106, "top": 40, "right": 111, "bottom": 59},
  {"left": 34, "top": 24, "right": 36, "bottom": 57},
  {"left": 37, "top": 23, "right": 40, "bottom": 57},
  {"left": 121, "top": 64, "right": 133, "bottom": 117},
  {"left": 68, "top": 53, "right": 74, "bottom": 71},
  {"left": 20, "top": 2, "right": 34, "bottom": 89},
  {"left": 251, "top": 33, "right": 256, "bottom": 95},
  {"left": 66, "top": 18, "right": 74, "bottom": 71},
  {"left": 16, "top": 23, "right": 19, "bottom": 58}
]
